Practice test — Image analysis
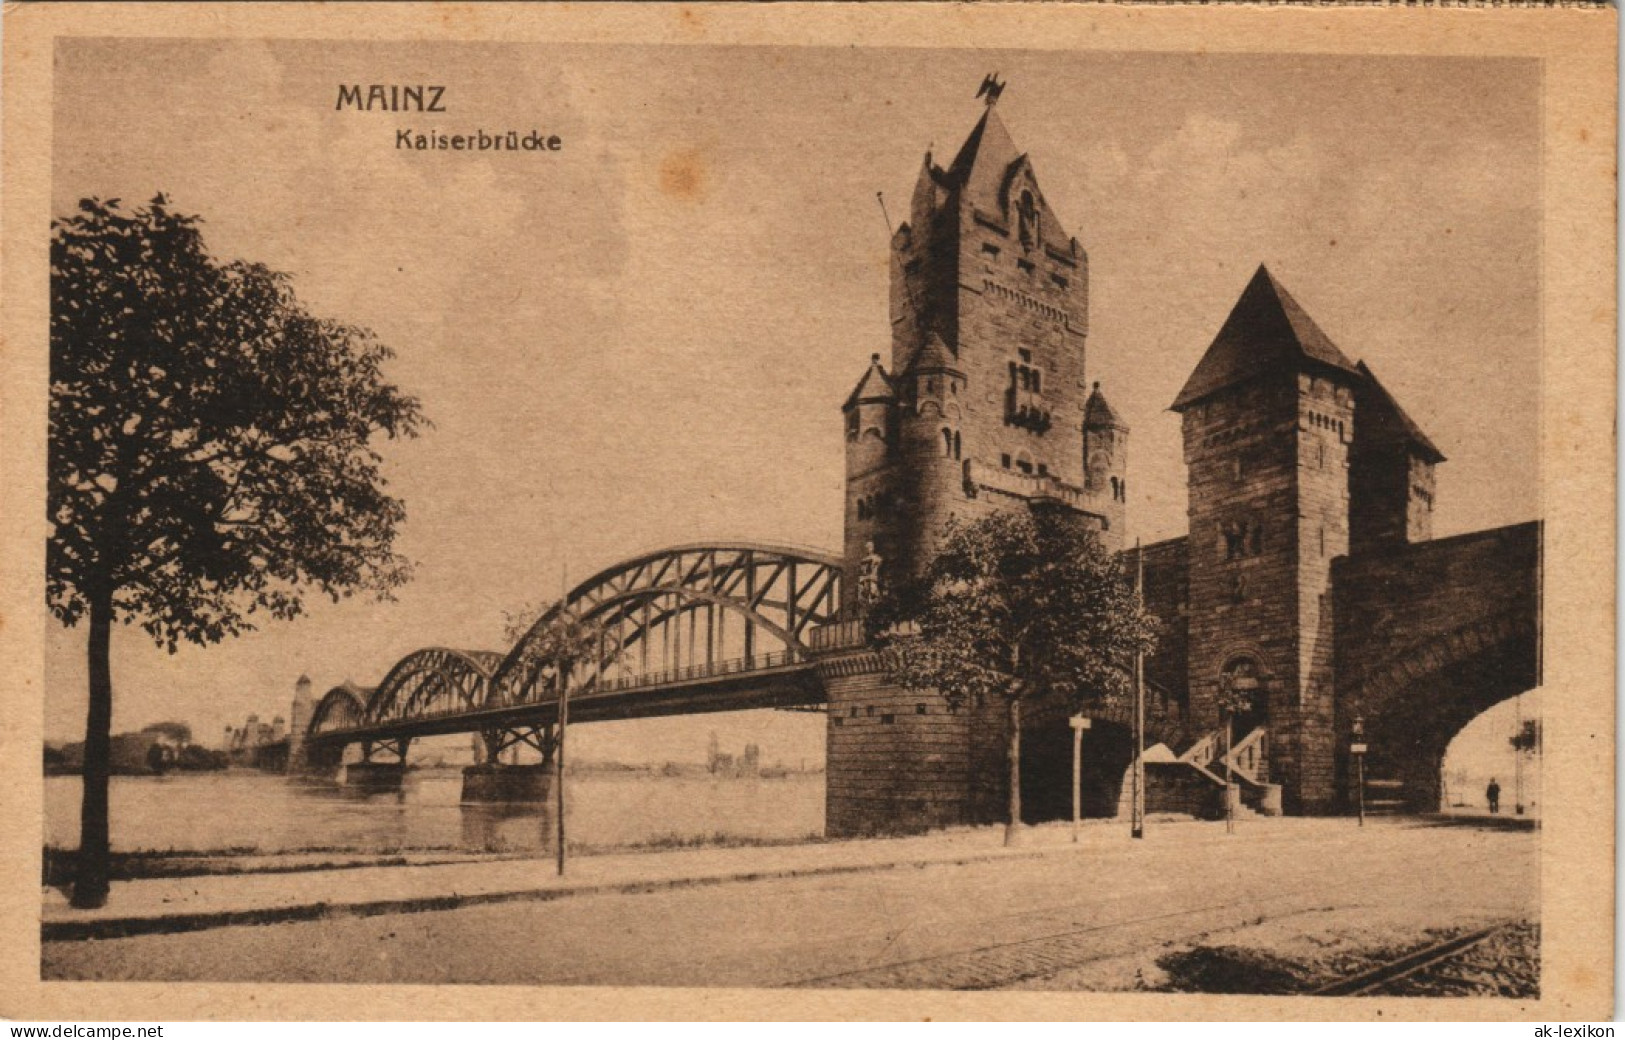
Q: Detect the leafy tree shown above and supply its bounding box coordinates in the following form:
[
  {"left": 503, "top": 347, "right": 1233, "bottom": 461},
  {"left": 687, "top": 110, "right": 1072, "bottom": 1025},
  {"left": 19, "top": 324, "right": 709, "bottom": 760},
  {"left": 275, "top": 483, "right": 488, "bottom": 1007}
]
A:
[
  {"left": 1509, "top": 718, "right": 1541, "bottom": 755},
  {"left": 871, "top": 507, "right": 1160, "bottom": 845},
  {"left": 50, "top": 196, "right": 425, "bottom": 907}
]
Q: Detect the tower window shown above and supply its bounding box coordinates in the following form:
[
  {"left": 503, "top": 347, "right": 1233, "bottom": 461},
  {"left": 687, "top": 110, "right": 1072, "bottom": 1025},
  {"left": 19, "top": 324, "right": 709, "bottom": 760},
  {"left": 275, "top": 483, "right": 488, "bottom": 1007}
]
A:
[
  {"left": 953, "top": 431, "right": 962, "bottom": 460},
  {"left": 1018, "top": 190, "right": 1040, "bottom": 250},
  {"left": 1051, "top": 273, "right": 1069, "bottom": 290},
  {"left": 942, "top": 428, "right": 954, "bottom": 457},
  {"left": 1001, "top": 453, "right": 1012, "bottom": 469},
  {"left": 881, "top": 714, "right": 895, "bottom": 725},
  {"left": 1037, "top": 462, "right": 1048, "bottom": 477},
  {"left": 1016, "top": 457, "right": 1034, "bottom": 475},
  {"left": 981, "top": 243, "right": 1000, "bottom": 258},
  {"left": 916, "top": 703, "right": 928, "bottom": 715},
  {"left": 1019, "top": 349, "right": 1032, "bottom": 363}
]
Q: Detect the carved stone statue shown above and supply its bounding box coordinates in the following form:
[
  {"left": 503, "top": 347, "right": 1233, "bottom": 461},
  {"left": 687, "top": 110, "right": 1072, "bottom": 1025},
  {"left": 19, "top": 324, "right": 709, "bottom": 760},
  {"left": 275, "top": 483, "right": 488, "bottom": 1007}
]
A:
[{"left": 857, "top": 540, "right": 884, "bottom": 609}]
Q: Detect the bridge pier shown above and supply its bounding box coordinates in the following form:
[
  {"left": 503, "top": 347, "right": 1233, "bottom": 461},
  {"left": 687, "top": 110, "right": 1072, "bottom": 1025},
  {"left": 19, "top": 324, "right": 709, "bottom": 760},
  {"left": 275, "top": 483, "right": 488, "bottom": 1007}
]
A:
[
  {"left": 461, "top": 763, "right": 553, "bottom": 804},
  {"left": 344, "top": 759, "right": 406, "bottom": 792}
]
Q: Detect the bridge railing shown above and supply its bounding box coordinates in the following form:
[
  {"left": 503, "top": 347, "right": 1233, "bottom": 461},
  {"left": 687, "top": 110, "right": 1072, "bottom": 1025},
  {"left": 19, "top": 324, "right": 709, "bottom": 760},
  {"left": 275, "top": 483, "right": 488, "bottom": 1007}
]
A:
[
  {"left": 317, "top": 649, "right": 808, "bottom": 736},
  {"left": 580, "top": 649, "right": 801, "bottom": 697}
]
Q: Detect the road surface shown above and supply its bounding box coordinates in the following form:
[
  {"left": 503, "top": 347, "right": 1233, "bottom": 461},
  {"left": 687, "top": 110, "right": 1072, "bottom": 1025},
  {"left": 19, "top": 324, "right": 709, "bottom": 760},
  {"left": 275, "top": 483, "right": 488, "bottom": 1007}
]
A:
[{"left": 43, "top": 818, "right": 1536, "bottom": 989}]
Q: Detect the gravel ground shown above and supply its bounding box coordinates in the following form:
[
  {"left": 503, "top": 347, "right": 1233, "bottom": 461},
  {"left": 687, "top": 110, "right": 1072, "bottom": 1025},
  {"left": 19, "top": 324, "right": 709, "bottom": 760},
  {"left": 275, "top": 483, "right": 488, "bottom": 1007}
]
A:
[{"left": 1376, "top": 921, "right": 1539, "bottom": 998}]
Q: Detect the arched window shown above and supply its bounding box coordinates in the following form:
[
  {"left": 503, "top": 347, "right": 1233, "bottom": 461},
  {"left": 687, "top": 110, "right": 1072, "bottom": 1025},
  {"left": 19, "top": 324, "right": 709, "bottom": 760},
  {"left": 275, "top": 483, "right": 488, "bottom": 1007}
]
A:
[
  {"left": 942, "top": 428, "right": 953, "bottom": 457},
  {"left": 953, "top": 431, "right": 962, "bottom": 460}
]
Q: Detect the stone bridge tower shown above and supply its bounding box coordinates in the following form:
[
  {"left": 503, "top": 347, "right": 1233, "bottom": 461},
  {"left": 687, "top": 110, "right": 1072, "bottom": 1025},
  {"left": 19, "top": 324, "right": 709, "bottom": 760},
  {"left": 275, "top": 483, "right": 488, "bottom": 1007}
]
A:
[
  {"left": 1171, "top": 266, "right": 1366, "bottom": 814},
  {"left": 839, "top": 92, "right": 1126, "bottom": 610},
  {"left": 827, "top": 87, "right": 1128, "bottom": 835}
]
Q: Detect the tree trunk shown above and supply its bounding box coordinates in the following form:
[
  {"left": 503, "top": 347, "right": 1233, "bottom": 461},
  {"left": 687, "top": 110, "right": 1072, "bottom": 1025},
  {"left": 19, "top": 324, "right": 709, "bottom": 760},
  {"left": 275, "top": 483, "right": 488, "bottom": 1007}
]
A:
[
  {"left": 72, "top": 590, "right": 114, "bottom": 909},
  {"left": 1004, "top": 696, "right": 1023, "bottom": 847}
]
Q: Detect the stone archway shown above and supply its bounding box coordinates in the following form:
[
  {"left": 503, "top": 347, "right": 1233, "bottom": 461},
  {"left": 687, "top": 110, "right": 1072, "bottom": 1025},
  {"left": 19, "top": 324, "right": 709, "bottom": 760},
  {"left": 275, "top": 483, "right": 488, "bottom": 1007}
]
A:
[{"left": 1341, "top": 613, "right": 1538, "bottom": 812}]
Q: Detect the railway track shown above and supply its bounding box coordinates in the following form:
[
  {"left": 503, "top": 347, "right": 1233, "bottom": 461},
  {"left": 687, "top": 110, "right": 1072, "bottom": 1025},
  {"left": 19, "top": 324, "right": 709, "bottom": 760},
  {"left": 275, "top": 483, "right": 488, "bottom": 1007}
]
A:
[
  {"left": 1313, "top": 920, "right": 1536, "bottom": 998},
  {"left": 791, "top": 896, "right": 1535, "bottom": 994}
]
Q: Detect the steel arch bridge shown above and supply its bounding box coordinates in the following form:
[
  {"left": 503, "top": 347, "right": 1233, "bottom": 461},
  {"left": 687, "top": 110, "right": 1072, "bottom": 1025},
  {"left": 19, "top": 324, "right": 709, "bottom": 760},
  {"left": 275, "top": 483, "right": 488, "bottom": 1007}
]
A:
[{"left": 304, "top": 543, "right": 844, "bottom": 752}]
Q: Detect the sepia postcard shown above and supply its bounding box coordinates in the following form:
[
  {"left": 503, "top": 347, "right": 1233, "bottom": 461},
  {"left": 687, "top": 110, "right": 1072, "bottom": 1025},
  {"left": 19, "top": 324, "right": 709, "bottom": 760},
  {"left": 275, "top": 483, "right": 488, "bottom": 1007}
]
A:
[{"left": 0, "top": 1, "right": 1615, "bottom": 1023}]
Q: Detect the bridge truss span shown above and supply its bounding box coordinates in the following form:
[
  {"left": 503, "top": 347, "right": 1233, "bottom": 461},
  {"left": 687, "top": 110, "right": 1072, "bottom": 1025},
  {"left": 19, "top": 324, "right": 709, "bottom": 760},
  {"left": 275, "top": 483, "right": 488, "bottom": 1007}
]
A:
[
  {"left": 364, "top": 648, "right": 507, "bottom": 727},
  {"left": 488, "top": 543, "right": 844, "bottom": 709}
]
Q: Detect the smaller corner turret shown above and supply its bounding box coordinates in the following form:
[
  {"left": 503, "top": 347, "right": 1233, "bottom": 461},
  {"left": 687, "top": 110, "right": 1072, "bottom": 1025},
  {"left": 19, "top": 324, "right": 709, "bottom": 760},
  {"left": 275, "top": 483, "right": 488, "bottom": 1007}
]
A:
[
  {"left": 1083, "top": 381, "right": 1129, "bottom": 536},
  {"left": 842, "top": 353, "right": 897, "bottom": 476},
  {"left": 842, "top": 354, "right": 898, "bottom": 613}
]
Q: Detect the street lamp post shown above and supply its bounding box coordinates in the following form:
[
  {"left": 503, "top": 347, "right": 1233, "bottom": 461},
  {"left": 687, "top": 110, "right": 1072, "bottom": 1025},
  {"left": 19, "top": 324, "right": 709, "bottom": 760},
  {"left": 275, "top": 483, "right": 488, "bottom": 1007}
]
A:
[{"left": 1351, "top": 715, "right": 1367, "bottom": 828}]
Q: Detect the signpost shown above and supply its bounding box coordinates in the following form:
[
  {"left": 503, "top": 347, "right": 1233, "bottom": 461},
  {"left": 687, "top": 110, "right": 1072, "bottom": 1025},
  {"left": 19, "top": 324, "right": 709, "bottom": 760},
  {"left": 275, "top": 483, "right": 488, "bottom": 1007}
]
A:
[
  {"left": 1070, "top": 714, "right": 1090, "bottom": 843},
  {"left": 1351, "top": 715, "right": 1367, "bottom": 828}
]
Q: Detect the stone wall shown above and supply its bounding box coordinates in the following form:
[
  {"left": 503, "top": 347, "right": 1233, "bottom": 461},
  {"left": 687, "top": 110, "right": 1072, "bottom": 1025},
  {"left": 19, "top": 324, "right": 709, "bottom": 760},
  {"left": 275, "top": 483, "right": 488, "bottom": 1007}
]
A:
[{"left": 820, "top": 648, "right": 979, "bottom": 836}]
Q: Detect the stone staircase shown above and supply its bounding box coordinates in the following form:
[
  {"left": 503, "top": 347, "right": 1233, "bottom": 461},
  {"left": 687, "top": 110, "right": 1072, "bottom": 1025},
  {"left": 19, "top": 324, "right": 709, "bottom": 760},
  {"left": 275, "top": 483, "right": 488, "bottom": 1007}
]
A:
[{"left": 1124, "top": 726, "right": 1276, "bottom": 821}]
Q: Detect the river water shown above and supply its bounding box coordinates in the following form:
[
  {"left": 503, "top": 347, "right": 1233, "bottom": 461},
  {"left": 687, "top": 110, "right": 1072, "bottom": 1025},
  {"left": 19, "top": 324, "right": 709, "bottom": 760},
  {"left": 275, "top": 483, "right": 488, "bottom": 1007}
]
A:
[{"left": 44, "top": 771, "right": 825, "bottom": 854}]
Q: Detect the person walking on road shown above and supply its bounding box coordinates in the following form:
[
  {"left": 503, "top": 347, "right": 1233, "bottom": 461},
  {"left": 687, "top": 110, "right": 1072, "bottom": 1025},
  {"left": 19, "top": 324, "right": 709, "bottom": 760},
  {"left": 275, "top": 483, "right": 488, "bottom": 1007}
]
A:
[{"left": 1486, "top": 778, "right": 1501, "bottom": 814}]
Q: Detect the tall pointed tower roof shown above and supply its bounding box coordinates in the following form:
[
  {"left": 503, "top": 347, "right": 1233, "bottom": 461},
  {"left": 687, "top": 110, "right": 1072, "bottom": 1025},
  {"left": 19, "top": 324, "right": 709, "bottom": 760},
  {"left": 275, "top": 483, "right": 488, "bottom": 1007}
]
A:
[
  {"left": 1172, "top": 265, "right": 1360, "bottom": 411},
  {"left": 944, "top": 105, "right": 1025, "bottom": 202}
]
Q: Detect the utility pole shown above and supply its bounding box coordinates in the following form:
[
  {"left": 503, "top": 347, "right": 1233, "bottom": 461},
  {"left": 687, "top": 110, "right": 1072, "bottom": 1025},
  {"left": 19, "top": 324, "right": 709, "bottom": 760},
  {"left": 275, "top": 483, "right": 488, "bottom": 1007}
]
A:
[
  {"left": 1132, "top": 540, "right": 1145, "bottom": 840},
  {"left": 1513, "top": 693, "right": 1525, "bottom": 815},
  {"left": 555, "top": 565, "right": 570, "bottom": 877},
  {"left": 555, "top": 653, "right": 569, "bottom": 876}
]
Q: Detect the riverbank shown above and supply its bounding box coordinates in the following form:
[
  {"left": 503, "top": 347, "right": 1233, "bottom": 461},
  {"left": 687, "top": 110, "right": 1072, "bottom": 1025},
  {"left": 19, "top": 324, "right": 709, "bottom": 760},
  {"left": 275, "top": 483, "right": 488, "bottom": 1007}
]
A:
[
  {"left": 43, "top": 815, "right": 1211, "bottom": 940},
  {"left": 42, "top": 828, "right": 826, "bottom": 886}
]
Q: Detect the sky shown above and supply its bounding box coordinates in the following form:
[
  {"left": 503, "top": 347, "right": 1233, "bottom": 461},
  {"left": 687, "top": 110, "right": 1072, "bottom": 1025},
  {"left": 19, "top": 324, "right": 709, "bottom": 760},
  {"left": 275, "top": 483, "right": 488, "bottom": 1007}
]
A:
[{"left": 46, "top": 40, "right": 1542, "bottom": 765}]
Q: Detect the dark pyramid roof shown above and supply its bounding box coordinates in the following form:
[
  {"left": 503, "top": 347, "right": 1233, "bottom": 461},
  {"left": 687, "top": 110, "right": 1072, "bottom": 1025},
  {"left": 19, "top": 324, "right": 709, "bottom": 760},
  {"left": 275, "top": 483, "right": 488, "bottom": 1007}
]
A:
[
  {"left": 946, "top": 106, "right": 1023, "bottom": 201},
  {"left": 1084, "top": 382, "right": 1127, "bottom": 430},
  {"left": 1356, "top": 361, "right": 1445, "bottom": 463},
  {"left": 1172, "top": 265, "right": 1360, "bottom": 411},
  {"left": 843, "top": 353, "right": 896, "bottom": 410},
  {"left": 909, "top": 332, "right": 962, "bottom": 375}
]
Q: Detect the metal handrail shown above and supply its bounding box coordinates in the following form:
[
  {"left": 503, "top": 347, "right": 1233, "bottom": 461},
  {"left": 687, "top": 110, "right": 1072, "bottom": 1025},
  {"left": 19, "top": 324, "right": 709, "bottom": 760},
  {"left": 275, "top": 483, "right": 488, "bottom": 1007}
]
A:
[{"left": 320, "top": 650, "right": 809, "bottom": 733}]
